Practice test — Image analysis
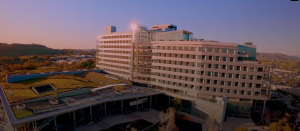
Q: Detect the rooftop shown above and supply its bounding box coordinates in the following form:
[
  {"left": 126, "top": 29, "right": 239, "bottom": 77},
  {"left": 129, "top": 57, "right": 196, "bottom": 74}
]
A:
[{"left": 0, "top": 72, "right": 136, "bottom": 120}]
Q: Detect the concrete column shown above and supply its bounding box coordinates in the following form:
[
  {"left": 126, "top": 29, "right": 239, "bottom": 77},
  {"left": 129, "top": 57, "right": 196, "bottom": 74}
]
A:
[
  {"left": 105, "top": 102, "right": 106, "bottom": 116},
  {"left": 34, "top": 121, "right": 37, "bottom": 131},
  {"left": 73, "top": 111, "right": 76, "bottom": 127},
  {"left": 253, "top": 100, "right": 257, "bottom": 115},
  {"left": 261, "top": 100, "right": 266, "bottom": 121},
  {"left": 90, "top": 106, "right": 92, "bottom": 121},
  {"left": 121, "top": 100, "right": 123, "bottom": 113},
  {"left": 168, "top": 96, "right": 171, "bottom": 107},
  {"left": 54, "top": 116, "right": 58, "bottom": 131},
  {"left": 136, "top": 98, "right": 138, "bottom": 111},
  {"left": 150, "top": 96, "right": 152, "bottom": 108}
]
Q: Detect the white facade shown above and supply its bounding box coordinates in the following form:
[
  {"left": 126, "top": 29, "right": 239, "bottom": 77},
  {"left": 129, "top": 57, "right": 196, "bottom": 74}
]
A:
[{"left": 96, "top": 24, "right": 271, "bottom": 122}]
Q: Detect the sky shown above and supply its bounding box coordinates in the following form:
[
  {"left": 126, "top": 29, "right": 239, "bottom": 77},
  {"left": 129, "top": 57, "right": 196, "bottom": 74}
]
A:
[{"left": 0, "top": 0, "right": 300, "bottom": 55}]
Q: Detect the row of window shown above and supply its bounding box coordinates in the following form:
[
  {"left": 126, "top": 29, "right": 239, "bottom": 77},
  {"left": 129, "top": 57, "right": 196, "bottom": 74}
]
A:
[
  {"left": 101, "top": 35, "right": 132, "bottom": 39},
  {"left": 100, "top": 50, "right": 131, "bottom": 54},
  {"left": 156, "top": 46, "right": 236, "bottom": 54},
  {"left": 99, "top": 55, "right": 131, "bottom": 60},
  {"left": 154, "top": 77, "right": 261, "bottom": 88},
  {"left": 153, "top": 55, "right": 236, "bottom": 62},
  {"left": 198, "top": 86, "right": 260, "bottom": 96},
  {"left": 101, "top": 63, "right": 130, "bottom": 70},
  {"left": 99, "top": 59, "right": 129, "bottom": 65},
  {"left": 154, "top": 65, "right": 263, "bottom": 73},
  {"left": 102, "top": 68, "right": 129, "bottom": 75},
  {"left": 98, "top": 45, "right": 131, "bottom": 49},
  {"left": 99, "top": 40, "right": 132, "bottom": 44}
]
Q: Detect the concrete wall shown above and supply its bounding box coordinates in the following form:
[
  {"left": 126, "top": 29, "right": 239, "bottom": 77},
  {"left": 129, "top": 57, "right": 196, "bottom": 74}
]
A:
[{"left": 6, "top": 69, "right": 104, "bottom": 83}]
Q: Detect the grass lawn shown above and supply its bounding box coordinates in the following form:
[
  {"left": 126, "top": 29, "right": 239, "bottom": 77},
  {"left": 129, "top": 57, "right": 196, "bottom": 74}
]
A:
[
  {"left": 11, "top": 106, "right": 35, "bottom": 119},
  {"left": 2, "top": 74, "right": 96, "bottom": 103},
  {"left": 75, "top": 72, "right": 122, "bottom": 87}
]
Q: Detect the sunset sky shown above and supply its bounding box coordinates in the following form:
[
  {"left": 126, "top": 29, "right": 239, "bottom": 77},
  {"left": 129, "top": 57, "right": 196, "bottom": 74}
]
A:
[{"left": 0, "top": 0, "right": 299, "bottom": 55}]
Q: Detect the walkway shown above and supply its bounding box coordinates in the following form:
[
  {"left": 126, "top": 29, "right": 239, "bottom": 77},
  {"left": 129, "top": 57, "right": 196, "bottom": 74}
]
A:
[{"left": 75, "top": 109, "right": 160, "bottom": 131}]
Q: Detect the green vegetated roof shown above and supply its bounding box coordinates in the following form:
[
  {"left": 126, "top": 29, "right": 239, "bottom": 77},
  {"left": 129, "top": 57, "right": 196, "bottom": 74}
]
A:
[{"left": 2, "top": 72, "right": 132, "bottom": 119}]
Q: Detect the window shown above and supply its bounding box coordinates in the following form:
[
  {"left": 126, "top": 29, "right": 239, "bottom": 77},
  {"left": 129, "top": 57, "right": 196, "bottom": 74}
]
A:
[
  {"left": 214, "top": 72, "right": 219, "bottom": 77},
  {"left": 230, "top": 49, "right": 235, "bottom": 54},
  {"left": 236, "top": 66, "right": 240, "bottom": 71},
  {"left": 256, "top": 84, "right": 262, "bottom": 88},
  {"left": 174, "top": 61, "right": 177, "bottom": 65},
  {"left": 181, "top": 54, "right": 184, "bottom": 58},
  {"left": 248, "top": 83, "right": 253, "bottom": 88},
  {"left": 207, "top": 79, "right": 211, "bottom": 84},
  {"left": 201, "top": 71, "right": 204, "bottom": 75},
  {"left": 242, "top": 74, "right": 247, "bottom": 79},
  {"left": 222, "top": 65, "right": 226, "bottom": 69},
  {"left": 220, "top": 88, "right": 224, "bottom": 93},
  {"left": 193, "top": 55, "right": 196, "bottom": 59},
  {"left": 258, "top": 67, "right": 263, "bottom": 72},
  {"left": 200, "top": 79, "right": 204, "bottom": 83},
  {"left": 233, "top": 90, "right": 238, "bottom": 94},
  {"left": 215, "top": 56, "right": 220, "bottom": 61},
  {"left": 243, "top": 66, "right": 248, "bottom": 71},
  {"left": 230, "top": 57, "right": 234, "bottom": 62},
  {"left": 209, "top": 56, "right": 213, "bottom": 60},
  {"left": 215, "top": 48, "right": 220, "bottom": 53},
  {"left": 242, "top": 83, "right": 246, "bottom": 87},
  {"left": 221, "top": 81, "right": 225, "bottom": 85},
  {"left": 222, "top": 73, "right": 226, "bottom": 77},
  {"left": 208, "top": 64, "right": 212, "bottom": 68},
  {"left": 241, "top": 90, "right": 245, "bottom": 95},
  {"left": 192, "top": 62, "right": 195, "bottom": 67},
  {"left": 213, "top": 88, "right": 217, "bottom": 92},
  {"left": 214, "top": 80, "right": 218, "bottom": 84},
  {"left": 215, "top": 64, "right": 219, "bottom": 69},
  {"left": 247, "top": 91, "right": 252, "bottom": 95},
  {"left": 199, "top": 86, "right": 203, "bottom": 90},
  {"left": 249, "top": 75, "right": 254, "bottom": 80},
  {"left": 180, "top": 69, "right": 182, "bottom": 72},
  {"left": 201, "top": 63, "right": 205, "bottom": 68},
  {"left": 186, "top": 69, "right": 188, "bottom": 73},
  {"left": 223, "top": 48, "right": 228, "bottom": 53},
  {"left": 192, "top": 70, "right": 195, "bottom": 74},
  {"left": 202, "top": 47, "right": 206, "bottom": 52},
  {"left": 208, "top": 48, "right": 213, "bottom": 52},
  {"left": 250, "top": 67, "right": 255, "bottom": 72},
  {"left": 229, "top": 65, "right": 233, "bottom": 70},
  {"left": 223, "top": 57, "right": 227, "bottom": 61},
  {"left": 228, "top": 73, "right": 233, "bottom": 78},
  {"left": 235, "top": 74, "right": 240, "bottom": 79},
  {"left": 207, "top": 71, "right": 212, "bottom": 76},
  {"left": 175, "top": 54, "right": 178, "bottom": 57},
  {"left": 206, "top": 87, "right": 210, "bottom": 91},
  {"left": 202, "top": 55, "right": 206, "bottom": 60},
  {"left": 227, "top": 89, "right": 231, "bottom": 94},
  {"left": 235, "top": 82, "right": 239, "bottom": 86},
  {"left": 227, "top": 81, "right": 232, "bottom": 86}
]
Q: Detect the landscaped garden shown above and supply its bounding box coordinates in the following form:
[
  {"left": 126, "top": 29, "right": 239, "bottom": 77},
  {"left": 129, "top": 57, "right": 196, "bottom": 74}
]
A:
[{"left": 99, "top": 119, "right": 153, "bottom": 131}]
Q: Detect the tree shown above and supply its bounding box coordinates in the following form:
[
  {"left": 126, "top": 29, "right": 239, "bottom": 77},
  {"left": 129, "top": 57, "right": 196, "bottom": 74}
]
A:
[
  {"left": 282, "top": 123, "right": 292, "bottom": 131},
  {"left": 291, "top": 100, "right": 297, "bottom": 107},
  {"left": 235, "top": 127, "right": 248, "bottom": 131},
  {"left": 273, "top": 74, "right": 282, "bottom": 84},
  {"left": 158, "top": 107, "right": 178, "bottom": 131},
  {"left": 171, "top": 97, "right": 181, "bottom": 110}
]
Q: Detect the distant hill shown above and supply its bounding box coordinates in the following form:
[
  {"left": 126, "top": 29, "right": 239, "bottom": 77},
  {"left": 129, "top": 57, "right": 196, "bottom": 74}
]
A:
[
  {"left": 257, "top": 53, "right": 300, "bottom": 61},
  {"left": 0, "top": 43, "right": 67, "bottom": 57}
]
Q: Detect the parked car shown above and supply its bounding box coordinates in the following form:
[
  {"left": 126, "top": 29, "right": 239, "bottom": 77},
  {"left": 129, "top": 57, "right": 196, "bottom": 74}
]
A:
[{"left": 86, "top": 121, "right": 94, "bottom": 126}]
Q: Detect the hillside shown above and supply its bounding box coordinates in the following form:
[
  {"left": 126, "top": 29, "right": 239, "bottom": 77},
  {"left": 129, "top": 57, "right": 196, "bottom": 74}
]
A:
[
  {"left": 257, "top": 53, "right": 300, "bottom": 61},
  {"left": 0, "top": 43, "right": 67, "bottom": 57}
]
